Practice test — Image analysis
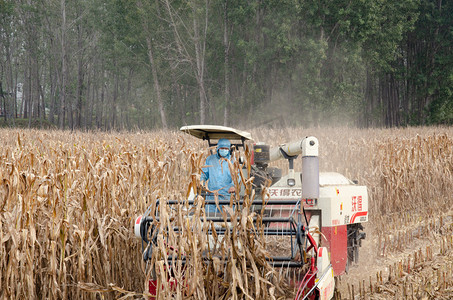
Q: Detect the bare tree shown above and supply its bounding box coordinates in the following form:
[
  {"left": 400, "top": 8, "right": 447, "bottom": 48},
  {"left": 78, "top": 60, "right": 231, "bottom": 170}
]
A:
[{"left": 163, "top": 0, "right": 209, "bottom": 124}]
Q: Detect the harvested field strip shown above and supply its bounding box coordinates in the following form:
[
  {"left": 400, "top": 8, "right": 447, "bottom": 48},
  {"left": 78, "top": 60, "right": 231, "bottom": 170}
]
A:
[{"left": 337, "top": 218, "right": 453, "bottom": 299}]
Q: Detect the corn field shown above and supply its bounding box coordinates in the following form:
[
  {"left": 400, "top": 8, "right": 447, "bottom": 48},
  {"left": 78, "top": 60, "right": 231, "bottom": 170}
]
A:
[{"left": 1, "top": 127, "right": 453, "bottom": 299}]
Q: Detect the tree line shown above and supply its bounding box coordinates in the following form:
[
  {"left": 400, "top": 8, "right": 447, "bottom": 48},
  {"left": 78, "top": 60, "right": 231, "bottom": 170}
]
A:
[{"left": 0, "top": 0, "right": 452, "bottom": 130}]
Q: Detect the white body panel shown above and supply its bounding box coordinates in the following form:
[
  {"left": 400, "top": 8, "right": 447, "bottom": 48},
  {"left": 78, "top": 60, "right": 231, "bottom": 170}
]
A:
[
  {"left": 134, "top": 216, "right": 142, "bottom": 238},
  {"left": 266, "top": 172, "right": 369, "bottom": 227},
  {"left": 316, "top": 247, "right": 335, "bottom": 300},
  {"left": 319, "top": 185, "right": 368, "bottom": 227},
  {"left": 317, "top": 266, "right": 335, "bottom": 300}
]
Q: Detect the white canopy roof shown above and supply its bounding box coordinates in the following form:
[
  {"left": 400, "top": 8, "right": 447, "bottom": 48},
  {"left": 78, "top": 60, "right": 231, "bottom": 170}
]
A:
[{"left": 180, "top": 125, "right": 253, "bottom": 141}]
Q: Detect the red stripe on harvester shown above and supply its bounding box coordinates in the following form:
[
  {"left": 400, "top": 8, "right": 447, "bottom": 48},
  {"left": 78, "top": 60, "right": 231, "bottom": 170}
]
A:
[{"left": 350, "top": 211, "right": 367, "bottom": 223}]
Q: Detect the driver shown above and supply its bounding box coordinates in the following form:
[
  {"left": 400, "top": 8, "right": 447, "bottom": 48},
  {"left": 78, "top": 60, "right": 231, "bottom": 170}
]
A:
[{"left": 200, "top": 138, "right": 235, "bottom": 213}]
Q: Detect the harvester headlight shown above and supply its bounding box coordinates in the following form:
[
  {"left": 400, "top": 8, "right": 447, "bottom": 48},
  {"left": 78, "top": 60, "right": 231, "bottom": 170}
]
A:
[{"left": 287, "top": 178, "right": 296, "bottom": 186}]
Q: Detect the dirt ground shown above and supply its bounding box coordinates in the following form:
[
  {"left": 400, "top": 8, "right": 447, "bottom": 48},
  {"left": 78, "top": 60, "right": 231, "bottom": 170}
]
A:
[{"left": 335, "top": 218, "right": 453, "bottom": 300}]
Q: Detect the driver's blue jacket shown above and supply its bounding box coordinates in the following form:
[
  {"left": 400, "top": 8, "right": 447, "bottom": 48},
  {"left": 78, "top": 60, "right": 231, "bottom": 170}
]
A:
[{"left": 200, "top": 138, "right": 234, "bottom": 200}]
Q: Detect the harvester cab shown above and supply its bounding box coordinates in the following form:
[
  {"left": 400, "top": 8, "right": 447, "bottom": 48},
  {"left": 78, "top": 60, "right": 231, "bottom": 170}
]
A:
[{"left": 134, "top": 125, "right": 368, "bottom": 299}]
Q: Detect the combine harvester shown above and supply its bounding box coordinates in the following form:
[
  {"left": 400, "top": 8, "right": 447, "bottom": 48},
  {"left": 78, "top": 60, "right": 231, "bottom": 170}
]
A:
[{"left": 135, "top": 125, "right": 368, "bottom": 299}]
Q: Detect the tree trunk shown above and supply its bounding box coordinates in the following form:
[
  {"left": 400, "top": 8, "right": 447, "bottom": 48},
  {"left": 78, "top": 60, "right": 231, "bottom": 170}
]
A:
[
  {"left": 5, "top": 29, "right": 15, "bottom": 123},
  {"left": 76, "top": 11, "right": 84, "bottom": 129},
  {"left": 125, "top": 68, "right": 132, "bottom": 130},
  {"left": 14, "top": 68, "right": 17, "bottom": 121},
  {"left": 96, "top": 70, "right": 106, "bottom": 129},
  {"left": 112, "top": 70, "right": 118, "bottom": 130},
  {"left": 85, "top": 64, "right": 92, "bottom": 130},
  {"left": 49, "top": 69, "right": 55, "bottom": 124},
  {"left": 37, "top": 72, "right": 46, "bottom": 122},
  {"left": 223, "top": 0, "right": 230, "bottom": 126},
  {"left": 0, "top": 81, "right": 5, "bottom": 122},
  {"left": 20, "top": 68, "right": 25, "bottom": 118},
  {"left": 76, "top": 51, "right": 84, "bottom": 129},
  {"left": 59, "top": 0, "right": 67, "bottom": 130},
  {"left": 193, "top": 4, "right": 208, "bottom": 125},
  {"left": 137, "top": 0, "right": 167, "bottom": 129},
  {"left": 27, "top": 60, "right": 32, "bottom": 128}
]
